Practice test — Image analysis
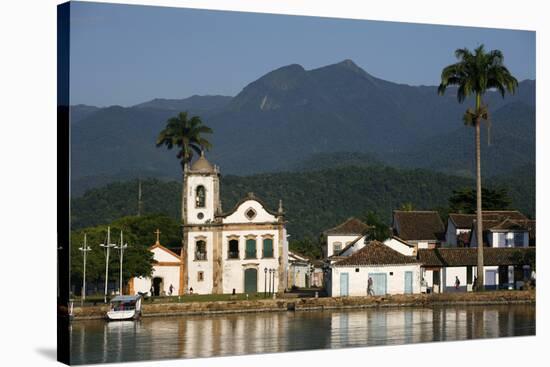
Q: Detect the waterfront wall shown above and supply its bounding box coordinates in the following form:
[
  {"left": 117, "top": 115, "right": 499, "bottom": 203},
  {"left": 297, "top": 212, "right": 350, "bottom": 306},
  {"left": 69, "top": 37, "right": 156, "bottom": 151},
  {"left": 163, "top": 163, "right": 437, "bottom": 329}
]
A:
[{"left": 70, "top": 290, "right": 535, "bottom": 320}]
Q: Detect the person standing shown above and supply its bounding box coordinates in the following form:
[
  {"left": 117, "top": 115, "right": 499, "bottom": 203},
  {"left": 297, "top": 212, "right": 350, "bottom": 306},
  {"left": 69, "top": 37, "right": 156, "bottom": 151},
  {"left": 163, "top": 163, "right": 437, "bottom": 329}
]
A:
[
  {"left": 367, "top": 277, "right": 374, "bottom": 296},
  {"left": 169, "top": 284, "right": 174, "bottom": 296},
  {"left": 455, "top": 276, "right": 461, "bottom": 290}
]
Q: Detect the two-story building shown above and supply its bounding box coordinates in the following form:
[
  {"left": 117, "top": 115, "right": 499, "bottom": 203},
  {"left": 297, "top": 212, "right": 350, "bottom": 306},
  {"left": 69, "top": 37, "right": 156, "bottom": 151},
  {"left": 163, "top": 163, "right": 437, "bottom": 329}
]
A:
[
  {"left": 391, "top": 210, "right": 445, "bottom": 249},
  {"left": 181, "top": 153, "right": 288, "bottom": 295}
]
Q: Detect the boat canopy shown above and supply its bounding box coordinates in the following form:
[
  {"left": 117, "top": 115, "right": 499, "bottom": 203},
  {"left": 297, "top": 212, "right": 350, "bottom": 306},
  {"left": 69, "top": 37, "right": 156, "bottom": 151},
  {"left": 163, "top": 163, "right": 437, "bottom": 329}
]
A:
[{"left": 110, "top": 295, "right": 141, "bottom": 302}]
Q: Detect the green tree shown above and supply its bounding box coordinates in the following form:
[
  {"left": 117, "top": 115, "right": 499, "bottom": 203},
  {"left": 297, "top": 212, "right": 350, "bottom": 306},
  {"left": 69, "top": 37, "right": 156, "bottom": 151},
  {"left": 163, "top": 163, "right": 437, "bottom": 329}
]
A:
[
  {"left": 156, "top": 111, "right": 213, "bottom": 291},
  {"left": 361, "top": 211, "right": 392, "bottom": 242},
  {"left": 449, "top": 187, "right": 511, "bottom": 214},
  {"left": 400, "top": 202, "right": 415, "bottom": 211},
  {"left": 438, "top": 45, "right": 518, "bottom": 290},
  {"left": 71, "top": 224, "right": 154, "bottom": 297}
]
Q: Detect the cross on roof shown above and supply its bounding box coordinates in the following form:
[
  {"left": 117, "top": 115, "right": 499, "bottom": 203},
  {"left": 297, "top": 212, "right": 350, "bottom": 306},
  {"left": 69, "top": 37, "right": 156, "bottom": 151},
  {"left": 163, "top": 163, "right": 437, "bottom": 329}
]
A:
[{"left": 154, "top": 229, "right": 161, "bottom": 244}]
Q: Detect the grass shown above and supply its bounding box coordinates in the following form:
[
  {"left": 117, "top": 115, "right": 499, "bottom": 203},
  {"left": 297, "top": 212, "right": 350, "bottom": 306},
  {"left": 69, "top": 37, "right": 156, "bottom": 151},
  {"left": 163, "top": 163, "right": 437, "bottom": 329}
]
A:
[{"left": 72, "top": 292, "right": 277, "bottom": 306}]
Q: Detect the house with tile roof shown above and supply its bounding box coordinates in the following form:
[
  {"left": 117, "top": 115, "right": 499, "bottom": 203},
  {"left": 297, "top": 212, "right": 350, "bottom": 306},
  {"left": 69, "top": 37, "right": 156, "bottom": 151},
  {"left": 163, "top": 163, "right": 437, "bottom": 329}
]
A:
[
  {"left": 329, "top": 241, "right": 422, "bottom": 297},
  {"left": 445, "top": 211, "right": 533, "bottom": 247},
  {"left": 322, "top": 217, "right": 371, "bottom": 258},
  {"left": 417, "top": 246, "right": 535, "bottom": 293},
  {"left": 391, "top": 211, "right": 445, "bottom": 248}
]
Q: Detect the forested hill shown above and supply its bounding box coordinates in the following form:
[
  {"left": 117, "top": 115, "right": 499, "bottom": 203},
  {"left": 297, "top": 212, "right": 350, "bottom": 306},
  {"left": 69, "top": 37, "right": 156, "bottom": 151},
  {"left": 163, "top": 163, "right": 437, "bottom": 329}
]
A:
[{"left": 71, "top": 164, "right": 535, "bottom": 240}]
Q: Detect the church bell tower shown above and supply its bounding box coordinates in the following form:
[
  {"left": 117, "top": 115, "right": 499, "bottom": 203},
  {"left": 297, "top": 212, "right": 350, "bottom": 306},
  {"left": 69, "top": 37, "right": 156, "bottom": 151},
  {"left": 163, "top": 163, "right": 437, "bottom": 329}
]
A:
[{"left": 183, "top": 152, "right": 221, "bottom": 225}]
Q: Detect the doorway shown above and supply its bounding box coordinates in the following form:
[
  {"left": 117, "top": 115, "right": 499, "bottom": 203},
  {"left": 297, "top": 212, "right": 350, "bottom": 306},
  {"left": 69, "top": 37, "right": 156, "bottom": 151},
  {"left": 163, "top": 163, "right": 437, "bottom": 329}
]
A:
[
  {"left": 244, "top": 268, "right": 258, "bottom": 294},
  {"left": 152, "top": 277, "right": 163, "bottom": 296}
]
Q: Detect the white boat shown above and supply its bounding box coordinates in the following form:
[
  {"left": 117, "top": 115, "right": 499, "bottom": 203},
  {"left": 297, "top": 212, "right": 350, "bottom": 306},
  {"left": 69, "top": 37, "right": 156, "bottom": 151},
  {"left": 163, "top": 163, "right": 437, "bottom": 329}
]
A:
[{"left": 106, "top": 295, "right": 142, "bottom": 321}]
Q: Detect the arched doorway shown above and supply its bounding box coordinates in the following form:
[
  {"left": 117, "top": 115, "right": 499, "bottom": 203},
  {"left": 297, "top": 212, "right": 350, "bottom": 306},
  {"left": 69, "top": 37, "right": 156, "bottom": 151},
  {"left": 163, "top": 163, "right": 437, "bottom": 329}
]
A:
[
  {"left": 244, "top": 268, "right": 258, "bottom": 294},
  {"left": 152, "top": 277, "right": 163, "bottom": 296}
]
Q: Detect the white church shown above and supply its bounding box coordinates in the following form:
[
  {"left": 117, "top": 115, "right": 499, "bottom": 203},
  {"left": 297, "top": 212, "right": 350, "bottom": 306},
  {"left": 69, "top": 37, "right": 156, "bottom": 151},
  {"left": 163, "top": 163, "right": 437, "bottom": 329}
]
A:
[{"left": 132, "top": 153, "right": 288, "bottom": 296}]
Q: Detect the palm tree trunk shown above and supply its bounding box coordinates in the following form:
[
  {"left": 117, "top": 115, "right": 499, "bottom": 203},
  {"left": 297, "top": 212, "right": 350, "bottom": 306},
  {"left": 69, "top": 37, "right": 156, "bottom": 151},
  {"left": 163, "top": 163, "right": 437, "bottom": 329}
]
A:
[
  {"left": 180, "top": 165, "right": 188, "bottom": 294},
  {"left": 475, "top": 93, "right": 484, "bottom": 291}
]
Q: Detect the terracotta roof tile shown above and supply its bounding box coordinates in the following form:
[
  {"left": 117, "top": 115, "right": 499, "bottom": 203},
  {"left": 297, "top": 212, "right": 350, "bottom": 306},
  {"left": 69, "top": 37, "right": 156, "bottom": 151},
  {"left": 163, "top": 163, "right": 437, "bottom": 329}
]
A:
[
  {"left": 417, "top": 247, "right": 535, "bottom": 267},
  {"left": 334, "top": 241, "right": 419, "bottom": 266},
  {"left": 324, "top": 217, "right": 371, "bottom": 235},
  {"left": 449, "top": 211, "right": 528, "bottom": 229},
  {"left": 392, "top": 211, "right": 445, "bottom": 241}
]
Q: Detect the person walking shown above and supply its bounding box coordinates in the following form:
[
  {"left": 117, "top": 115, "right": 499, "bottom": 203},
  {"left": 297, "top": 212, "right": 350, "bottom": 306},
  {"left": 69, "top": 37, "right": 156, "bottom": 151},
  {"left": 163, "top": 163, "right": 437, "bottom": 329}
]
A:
[
  {"left": 455, "top": 276, "right": 461, "bottom": 290},
  {"left": 367, "top": 277, "right": 374, "bottom": 296}
]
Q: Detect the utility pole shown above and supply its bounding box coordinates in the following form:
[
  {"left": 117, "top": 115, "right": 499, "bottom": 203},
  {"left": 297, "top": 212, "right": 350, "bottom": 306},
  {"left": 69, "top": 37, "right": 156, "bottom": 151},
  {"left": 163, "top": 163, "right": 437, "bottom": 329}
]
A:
[
  {"left": 78, "top": 233, "right": 92, "bottom": 302},
  {"left": 100, "top": 226, "right": 116, "bottom": 303},
  {"left": 114, "top": 230, "right": 128, "bottom": 295}
]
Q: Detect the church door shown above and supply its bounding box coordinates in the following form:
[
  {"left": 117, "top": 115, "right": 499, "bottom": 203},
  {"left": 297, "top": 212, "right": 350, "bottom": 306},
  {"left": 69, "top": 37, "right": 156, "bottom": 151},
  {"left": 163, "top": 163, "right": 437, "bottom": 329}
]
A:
[
  {"left": 244, "top": 268, "right": 258, "bottom": 294},
  {"left": 152, "top": 277, "right": 163, "bottom": 296}
]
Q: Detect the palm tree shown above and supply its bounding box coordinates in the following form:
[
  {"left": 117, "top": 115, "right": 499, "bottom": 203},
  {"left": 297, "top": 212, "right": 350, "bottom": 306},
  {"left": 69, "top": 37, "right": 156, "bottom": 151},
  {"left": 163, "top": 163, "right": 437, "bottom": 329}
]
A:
[
  {"left": 438, "top": 45, "right": 517, "bottom": 290},
  {"left": 156, "top": 111, "right": 213, "bottom": 293}
]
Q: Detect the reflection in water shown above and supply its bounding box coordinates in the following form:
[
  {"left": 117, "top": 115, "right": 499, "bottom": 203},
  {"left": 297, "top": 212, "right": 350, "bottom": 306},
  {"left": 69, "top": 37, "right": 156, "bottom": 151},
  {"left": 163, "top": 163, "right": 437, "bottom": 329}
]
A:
[{"left": 70, "top": 304, "right": 535, "bottom": 365}]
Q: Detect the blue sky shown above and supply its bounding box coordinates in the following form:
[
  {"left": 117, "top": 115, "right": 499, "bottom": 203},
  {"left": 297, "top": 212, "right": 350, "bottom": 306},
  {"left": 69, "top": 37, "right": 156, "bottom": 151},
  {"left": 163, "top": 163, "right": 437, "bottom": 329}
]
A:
[{"left": 69, "top": 1, "right": 536, "bottom": 107}]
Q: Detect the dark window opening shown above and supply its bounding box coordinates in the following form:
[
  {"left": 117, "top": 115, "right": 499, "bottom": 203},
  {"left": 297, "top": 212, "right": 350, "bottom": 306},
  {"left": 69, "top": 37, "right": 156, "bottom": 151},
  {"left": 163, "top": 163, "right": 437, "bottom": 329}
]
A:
[
  {"left": 228, "top": 239, "right": 239, "bottom": 259},
  {"left": 195, "top": 186, "right": 206, "bottom": 208},
  {"left": 195, "top": 240, "right": 207, "bottom": 260}
]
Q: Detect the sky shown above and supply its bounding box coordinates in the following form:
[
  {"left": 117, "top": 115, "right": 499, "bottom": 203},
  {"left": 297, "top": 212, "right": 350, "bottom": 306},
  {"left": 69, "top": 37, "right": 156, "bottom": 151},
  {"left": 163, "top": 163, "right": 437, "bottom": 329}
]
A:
[{"left": 69, "top": 1, "right": 536, "bottom": 107}]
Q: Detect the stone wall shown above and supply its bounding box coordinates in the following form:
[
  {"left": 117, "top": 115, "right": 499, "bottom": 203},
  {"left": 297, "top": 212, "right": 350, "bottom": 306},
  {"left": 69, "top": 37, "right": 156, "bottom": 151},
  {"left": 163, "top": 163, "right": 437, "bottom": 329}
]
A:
[{"left": 70, "top": 290, "right": 535, "bottom": 320}]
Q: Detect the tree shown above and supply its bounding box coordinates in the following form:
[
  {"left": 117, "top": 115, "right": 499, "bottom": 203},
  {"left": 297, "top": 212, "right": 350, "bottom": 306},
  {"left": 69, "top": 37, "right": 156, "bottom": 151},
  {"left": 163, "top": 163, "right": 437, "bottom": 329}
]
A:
[
  {"left": 400, "top": 202, "right": 415, "bottom": 211},
  {"left": 449, "top": 187, "right": 511, "bottom": 214},
  {"left": 438, "top": 45, "right": 518, "bottom": 290},
  {"left": 71, "top": 224, "right": 154, "bottom": 297},
  {"left": 156, "top": 111, "right": 213, "bottom": 292},
  {"left": 361, "top": 211, "right": 392, "bottom": 242}
]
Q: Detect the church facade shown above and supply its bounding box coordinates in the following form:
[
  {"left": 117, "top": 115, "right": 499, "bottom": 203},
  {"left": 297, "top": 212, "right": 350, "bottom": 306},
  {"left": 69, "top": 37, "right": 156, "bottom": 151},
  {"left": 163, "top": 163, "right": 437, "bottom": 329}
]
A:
[{"left": 181, "top": 153, "right": 288, "bottom": 295}]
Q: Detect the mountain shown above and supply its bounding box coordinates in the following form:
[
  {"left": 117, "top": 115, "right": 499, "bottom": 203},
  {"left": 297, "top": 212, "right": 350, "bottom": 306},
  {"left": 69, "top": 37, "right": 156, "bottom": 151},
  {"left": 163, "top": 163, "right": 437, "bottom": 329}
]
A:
[
  {"left": 388, "top": 101, "right": 536, "bottom": 177},
  {"left": 71, "top": 163, "right": 534, "bottom": 240},
  {"left": 69, "top": 60, "right": 535, "bottom": 192},
  {"left": 70, "top": 104, "right": 101, "bottom": 125},
  {"left": 133, "top": 95, "right": 232, "bottom": 112}
]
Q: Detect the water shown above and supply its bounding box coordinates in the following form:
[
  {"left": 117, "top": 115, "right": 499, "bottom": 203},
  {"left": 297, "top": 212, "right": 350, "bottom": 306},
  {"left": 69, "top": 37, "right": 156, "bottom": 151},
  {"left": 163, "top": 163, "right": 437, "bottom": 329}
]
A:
[{"left": 69, "top": 304, "right": 535, "bottom": 365}]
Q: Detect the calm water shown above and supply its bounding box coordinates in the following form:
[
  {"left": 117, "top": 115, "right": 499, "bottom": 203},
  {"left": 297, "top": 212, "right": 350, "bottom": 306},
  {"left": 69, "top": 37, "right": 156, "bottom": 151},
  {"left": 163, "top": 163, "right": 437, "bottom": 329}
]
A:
[{"left": 69, "top": 304, "right": 535, "bottom": 365}]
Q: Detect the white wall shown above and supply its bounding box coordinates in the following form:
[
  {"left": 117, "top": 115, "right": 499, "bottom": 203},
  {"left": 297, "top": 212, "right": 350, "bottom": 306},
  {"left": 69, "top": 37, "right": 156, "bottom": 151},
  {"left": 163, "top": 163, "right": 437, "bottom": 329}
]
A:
[
  {"left": 186, "top": 230, "right": 214, "bottom": 294},
  {"left": 220, "top": 228, "right": 282, "bottom": 294},
  {"left": 223, "top": 199, "right": 277, "bottom": 224},
  {"left": 326, "top": 234, "right": 361, "bottom": 257},
  {"left": 332, "top": 264, "right": 421, "bottom": 296},
  {"left": 383, "top": 237, "right": 415, "bottom": 256},
  {"left": 133, "top": 265, "right": 181, "bottom": 296},
  {"left": 186, "top": 174, "right": 216, "bottom": 224},
  {"left": 151, "top": 246, "right": 180, "bottom": 262},
  {"left": 445, "top": 221, "right": 457, "bottom": 246}
]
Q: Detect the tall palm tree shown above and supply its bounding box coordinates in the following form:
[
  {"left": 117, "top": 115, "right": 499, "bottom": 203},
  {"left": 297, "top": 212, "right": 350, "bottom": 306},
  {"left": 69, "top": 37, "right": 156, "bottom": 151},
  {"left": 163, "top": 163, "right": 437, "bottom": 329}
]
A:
[
  {"left": 438, "top": 45, "right": 517, "bottom": 290},
  {"left": 156, "top": 111, "right": 213, "bottom": 293}
]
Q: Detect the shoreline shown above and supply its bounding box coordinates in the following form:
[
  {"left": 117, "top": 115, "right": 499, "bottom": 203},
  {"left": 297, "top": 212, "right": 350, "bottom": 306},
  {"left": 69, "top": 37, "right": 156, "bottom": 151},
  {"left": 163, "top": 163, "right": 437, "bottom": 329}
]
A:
[{"left": 69, "top": 290, "right": 535, "bottom": 320}]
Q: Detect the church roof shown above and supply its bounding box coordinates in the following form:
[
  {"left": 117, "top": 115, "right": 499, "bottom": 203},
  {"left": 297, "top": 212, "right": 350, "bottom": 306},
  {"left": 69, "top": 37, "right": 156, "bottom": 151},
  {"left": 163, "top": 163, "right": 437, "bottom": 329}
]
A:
[{"left": 189, "top": 152, "right": 216, "bottom": 173}]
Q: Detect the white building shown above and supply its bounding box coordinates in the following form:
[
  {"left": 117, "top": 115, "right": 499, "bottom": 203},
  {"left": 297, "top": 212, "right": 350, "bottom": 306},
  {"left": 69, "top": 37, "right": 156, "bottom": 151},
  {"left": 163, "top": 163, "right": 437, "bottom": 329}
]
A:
[
  {"left": 391, "top": 210, "right": 445, "bottom": 248},
  {"left": 323, "top": 217, "right": 371, "bottom": 258},
  {"left": 182, "top": 153, "right": 288, "bottom": 295},
  {"left": 330, "top": 241, "right": 422, "bottom": 297},
  {"left": 131, "top": 231, "right": 183, "bottom": 296},
  {"left": 445, "top": 211, "right": 532, "bottom": 247}
]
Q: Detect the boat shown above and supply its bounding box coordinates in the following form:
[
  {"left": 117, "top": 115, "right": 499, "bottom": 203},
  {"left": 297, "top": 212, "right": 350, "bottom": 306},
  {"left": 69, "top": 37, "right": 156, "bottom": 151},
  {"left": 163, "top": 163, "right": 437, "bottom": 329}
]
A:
[{"left": 106, "top": 295, "right": 142, "bottom": 321}]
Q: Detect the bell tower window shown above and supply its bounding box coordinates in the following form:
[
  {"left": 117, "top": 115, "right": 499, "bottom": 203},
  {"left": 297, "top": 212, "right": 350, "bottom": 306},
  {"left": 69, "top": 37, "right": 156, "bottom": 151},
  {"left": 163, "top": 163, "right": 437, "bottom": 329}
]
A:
[{"left": 195, "top": 185, "right": 206, "bottom": 208}]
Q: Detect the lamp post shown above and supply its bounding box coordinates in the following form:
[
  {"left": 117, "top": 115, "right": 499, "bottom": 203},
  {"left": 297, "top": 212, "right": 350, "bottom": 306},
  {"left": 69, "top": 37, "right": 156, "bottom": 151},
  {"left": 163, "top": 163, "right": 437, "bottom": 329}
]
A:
[
  {"left": 272, "top": 268, "right": 276, "bottom": 298},
  {"left": 114, "top": 230, "right": 128, "bottom": 295},
  {"left": 264, "top": 267, "right": 268, "bottom": 298},
  {"left": 268, "top": 269, "right": 272, "bottom": 295},
  {"left": 100, "top": 226, "right": 116, "bottom": 303},
  {"left": 78, "top": 233, "right": 92, "bottom": 302}
]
